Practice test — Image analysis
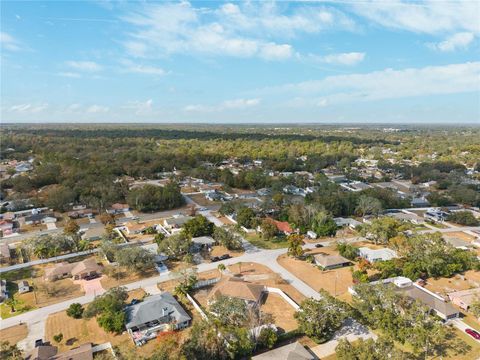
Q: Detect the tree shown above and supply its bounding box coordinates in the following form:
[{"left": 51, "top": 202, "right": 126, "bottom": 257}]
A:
[
  {"left": 336, "top": 337, "right": 410, "bottom": 360},
  {"left": 287, "top": 234, "right": 304, "bottom": 259},
  {"left": 212, "top": 227, "right": 243, "bottom": 250},
  {"left": 260, "top": 219, "right": 278, "bottom": 240},
  {"left": 126, "top": 183, "right": 184, "bottom": 212},
  {"left": 154, "top": 232, "right": 166, "bottom": 245},
  {"left": 470, "top": 297, "right": 480, "bottom": 318},
  {"left": 312, "top": 211, "right": 337, "bottom": 237},
  {"left": 257, "top": 327, "right": 278, "bottom": 350},
  {"left": 45, "top": 186, "right": 76, "bottom": 212},
  {"left": 5, "top": 297, "right": 19, "bottom": 313},
  {"left": 182, "top": 320, "right": 228, "bottom": 360},
  {"left": 360, "top": 217, "right": 403, "bottom": 245},
  {"left": 53, "top": 333, "right": 63, "bottom": 343},
  {"left": 295, "top": 290, "right": 350, "bottom": 343},
  {"left": 355, "top": 195, "right": 382, "bottom": 217},
  {"left": 209, "top": 295, "right": 248, "bottom": 327},
  {"left": 173, "top": 267, "right": 198, "bottom": 297},
  {"left": 150, "top": 334, "right": 184, "bottom": 360},
  {"left": 236, "top": 207, "right": 255, "bottom": 229},
  {"left": 24, "top": 234, "right": 78, "bottom": 258},
  {"left": 63, "top": 219, "right": 80, "bottom": 236},
  {"left": 157, "top": 233, "right": 192, "bottom": 259},
  {"left": 447, "top": 211, "right": 479, "bottom": 226},
  {"left": 0, "top": 341, "right": 23, "bottom": 360},
  {"left": 66, "top": 303, "right": 84, "bottom": 319},
  {"left": 336, "top": 242, "right": 359, "bottom": 260},
  {"left": 115, "top": 246, "right": 154, "bottom": 273},
  {"left": 84, "top": 287, "right": 128, "bottom": 334},
  {"left": 99, "top": 213, "right": 116, "bottom": 225},
  {"left": 183, "top": 215, "right": 214, "bottom": 238}
]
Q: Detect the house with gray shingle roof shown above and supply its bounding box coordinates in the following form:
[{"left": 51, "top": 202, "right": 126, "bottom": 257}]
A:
[{"left": 125, "top": 292, "right": 191, "bottom": 346}]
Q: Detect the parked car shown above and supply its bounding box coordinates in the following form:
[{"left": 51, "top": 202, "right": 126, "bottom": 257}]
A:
[
  {"left": 35, "top": 339, "right": 43, "bottom": 348},
  {"left": 465, "top": 328, "right": 480, "bottom": 340},
  {"left": 84, "top": 274, "right": 99, "bottom": 281},
  {"left": 315, "top": 244, "right": 324, "bottom": 248},
  {"left": 210, "top": 256, "right": 220, "bottom": 262},
  {"left": 219, "top": 254, "right": 231, "bottom": 260},
  {"left": 130, "top": 298, "right": 140, "bottom": 306}
]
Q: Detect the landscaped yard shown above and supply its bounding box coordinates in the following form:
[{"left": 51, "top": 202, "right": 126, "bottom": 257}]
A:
[{"left": 245, "top": 233, "right": 289, "bottom": 249}]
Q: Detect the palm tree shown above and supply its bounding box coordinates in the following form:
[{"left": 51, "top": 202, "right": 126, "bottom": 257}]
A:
[
  {"left": 217, "top": 263, "right": 226, "bottom": 278},
  {"left": 5, "top": 296, "right": 19, "bottom": 313}
]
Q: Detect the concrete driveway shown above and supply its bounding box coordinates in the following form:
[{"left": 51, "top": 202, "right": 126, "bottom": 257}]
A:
[
  {"left": 46, "top": 223, "right": 57, "bottom": 230},
  {"left": 75, "top": 277, "right": 105, "bottom": 297}
]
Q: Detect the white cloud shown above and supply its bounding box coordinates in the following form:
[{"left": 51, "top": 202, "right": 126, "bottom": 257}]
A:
[
  {"left": 121, "top": 2, "right": 353, "bottom": 60},
  {"left": 350, "top": 0, "right": 480, "bottom": 35},
  {"left": 185, "top": 98, "right": 261, "bottom": 112},
  {"left": 123, "top": 99, "right": 153, "bottom": 114},
  {"left": 66, "top": 104, "right": 82, "bottom": 112},
  {"left": 66, "top": 60, "right": 103, "bottom": 72},
  {"left": 8, "top": 103, "right": 48, "bottom": 113},
  {"left": 126, "top": 64, "right": 166, "bottom": 75},
  {"left": 86, "top": 104, "right": 109, "bottom": 113},
  {"left": 310, "top": 52, "right": 366, "bottom": 66},
  {"left": 430, "top": 32, "right": 475, "bottom": 52},
  {"left": 57, "top": 72, "right": 81, "bottom": 78},
  {"left": 260, "top": 62, "right": 480, "bottom": 104},
  {"left": 0, "top": 32, "right": 22, "bottom": 51}
]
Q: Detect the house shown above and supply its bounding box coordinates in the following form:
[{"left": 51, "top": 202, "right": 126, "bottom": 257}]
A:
[
  {"left": 448, "top": 288, "right": 480, "bottom": 310},
  {"left": 25, "top": 343, "right": 93, "bottom": 360},
  {"left": 163, "top": 216, "right": 193, "bottom": 234},
  {"left": 22, "top": 213, "right": 56, "bottom": 225},
  {"left": 15, "top": 163, "right": 33, "bottom": 173},
  {"left": 334, "top": 217, "right": 362, "bottom": 229},
  {"left": 358, "top": 247, "right": 398, "bottom": 262},
  {"left": 107, "top": 203, "right": 130, "bottom": 214},
  {"left": 191, "top": 236, "right": 216, "bottom": 251},
  {"left": 314, "top": 253, "right": 351, "bottom": 270},
  {"left": 124, "top": 222, "right": 147, "bottom": 235},
  {"left": 0, "top": 279, "right": 7, "bottom": 302},
  {"left": 68, "top": 208, "right": 94, "bottom": 219},
  {"left": 205, "top": 190, "right": 229, "bottom": 202},
  {"left": 45, "top": 258, "right": 102, "bottom": 281},
  {"left": 0, "top": 220, "right": 14, "bottom": 235},
  {"left": 411, "top": 196, "right": 430, "bottom": 207},
  {"left": 389, "top": 212, "right": 425, "bottom": 224},
  {"left": 349, "top": 277, "right": 460, "bottom": 321},
  {"left": 125, "top": 292, "right": 191, "bottom": 346},
  {"left": 252, "top": 341, "right": 314, "bottom": 359},
  {"left": 18, "top": 280, "right": 31, "bottom": 294},
  {"left": 264, "top": 218, "right": 294, "bottom": 235},
  {"left": 306, "top": 230, "right": 317, "bottom": 239},
  {"left": 424, "top": 209, "right": 448, "bottom": 222},
  {"left": 81, "top": 227, "right": 104, "bottom": 241},
  {"left": 207, "top": 277, "right": 266, "bottom": 308},
  {"left": 256, "top": 188, "right": 272, "bottom": 197},
  {"left": 0, "top": 242, "right": 11, "bottom": 262},
  {"left": 283, "top": 185, "right": 306, "bottom": 197}
]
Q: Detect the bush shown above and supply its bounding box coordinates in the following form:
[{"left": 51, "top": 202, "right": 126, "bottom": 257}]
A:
[
  {"left": 447, "top": 211, "right": 479, "bottom": 226},
  {"left": 53, "top": 333, "right": 63, "bottom": 343},
  {"left": 66, "top": 303, "right": 84, "bottom": 319}
]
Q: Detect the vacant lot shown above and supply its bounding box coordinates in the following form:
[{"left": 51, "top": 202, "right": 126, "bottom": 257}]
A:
[
  {"left": 0, "top": 324, "right": 28, "bottom": 345},
  {"left": 278, "top": 248, "right": 355, "bottom": 297},
  {"left": 188, "top": 193, "right": 219, "bottom": 206},
  {"left": 425, "top": 271, "right": 480, "bottom": 296},
  {"left": 260, "top": 293, "right": 298, "bottom": 332},
  {"left": 444, "top": 231, "right": 476, "bottom": 241},
  {"left": 100, "top": 265, "right": 158, "bottom": 289},
  {"left": 210, "top": 245, "right": 243, "bottom": 258}
]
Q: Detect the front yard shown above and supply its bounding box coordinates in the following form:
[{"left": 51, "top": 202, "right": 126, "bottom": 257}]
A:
[{"left": 245, "top": 233, "right": 289, "bottom": 249}]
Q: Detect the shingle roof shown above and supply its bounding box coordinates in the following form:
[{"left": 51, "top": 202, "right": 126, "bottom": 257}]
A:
[
  {"left": 314, "top": 253, "right": 350, "bottom": 268},
  {"left": 207, "top": 277, "right": 265, "bottom": 303},
  {"left": 252, "top": 341, "right": 314, "bottom": 360},
  {"left": 125, "top": 292, "right": 191, "bottom": 329}
]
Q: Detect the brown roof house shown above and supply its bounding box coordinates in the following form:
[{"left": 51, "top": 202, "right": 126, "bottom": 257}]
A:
[
  {"left": 25, "top": 343, "right": 93, "bottom": 360},
  {"left": 45, "top": 258, "right": 102, "bottom": 281},
  {"left": 448, "top": 288, "right": 480, "bottom": 311},
  {"left": 314, "top": 253, "right": 351, "bottom": 270},
  {"left": 207, "top": 277, "right": 266, "bottom": 308}
]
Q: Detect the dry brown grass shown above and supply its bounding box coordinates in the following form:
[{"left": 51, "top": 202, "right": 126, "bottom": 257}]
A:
[
  {"left": 100, "top": 266, "right": 158, "bottom": 290},
  {"left": 260, "top": 293, "right": 298, "bottom": 332},
  {"left": 424, "top": 271, "right": 480, "bottom": 296},
  {"left": 277, "top": 250, "right": 355, "bottom": 297},
  {"left": 0, "top": 324, "right": 28, "bottom": 344},
  {"left": 210, "top": 245, "right": 243, "bottom": 258}
]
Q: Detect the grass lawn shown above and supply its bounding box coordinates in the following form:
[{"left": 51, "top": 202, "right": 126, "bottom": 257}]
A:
[
  {"left": 246, "top": 233, "right": 289, "bottom": 249},
  {"left": 0, "top": 324, "right": 28, "bottom": 344},
  {"left": 0, "top": 297, "right": 36, "bottom": 319},
  {"left": 427, "top": 221, "right": 449, "bottom": 229}
]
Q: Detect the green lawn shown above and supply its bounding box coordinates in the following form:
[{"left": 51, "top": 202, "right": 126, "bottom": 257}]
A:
[
  {"left": 246, "top": 233, "right": 289, "bottom": 249},
  {"left": 0, "top": 296, "right": 36, "bottom": 319}
]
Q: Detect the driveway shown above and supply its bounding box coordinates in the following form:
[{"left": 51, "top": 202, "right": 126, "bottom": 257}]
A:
[
  {"left": 75, "top": 277, "right": 105, "bottom": 297},
  {"left": 450, "top": 319, "right": 480, "bottom": 343},
  {"left": 46, "top": 223, "right": 57, "bottom": 230},
  {"left": 311, "top": 318, "right": 377, "bottom": 358}
]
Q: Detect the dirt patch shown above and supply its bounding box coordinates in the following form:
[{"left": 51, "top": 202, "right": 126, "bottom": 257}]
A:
[
  {"left": 278, "top": 252, "right": 355, "bottom": 297},
  {"left": 0, "top": 324, "right": 28, "bottom": 344},
  {"left": 210, "top": 245, "right": 243, "bottom": 258},
  {"left": 443, "top": 232, "right": 475, "bottom": 241},
  {"left": 260, "top": 293, "right": 298, "bottom": 332},
  {"left": 100, "top": 266, "right": 158, "bottom": 289},
  {"left": 424, "top": 271, "right": 480, "bottom": 297}
]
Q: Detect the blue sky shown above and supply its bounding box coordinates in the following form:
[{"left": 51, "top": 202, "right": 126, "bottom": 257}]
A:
[{"left": 1, "top": 0, "right": 479, "bottom": 123}]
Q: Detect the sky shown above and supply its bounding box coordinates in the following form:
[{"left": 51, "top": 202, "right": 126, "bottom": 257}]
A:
[{"left": 1, "top": 0, "right": 479, "bottom": 124}]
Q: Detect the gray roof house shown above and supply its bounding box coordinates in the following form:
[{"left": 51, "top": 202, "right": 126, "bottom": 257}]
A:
[
  {"left": 125, "top": 292, "right": 191, "bottom": 346},
  {"left": 252, "top": 341, "right": 314, "bottom": 360},
  {"left": 358, "top": 247, "right": 398, "bottom": 262},
  {"left": 314, "top": 254, "right": 351, "bottom": 270}
]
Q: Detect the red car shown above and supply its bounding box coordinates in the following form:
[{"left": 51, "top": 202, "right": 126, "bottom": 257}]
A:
[{"left": 465, "top": 328, "right": 480, "bottom": 340}]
